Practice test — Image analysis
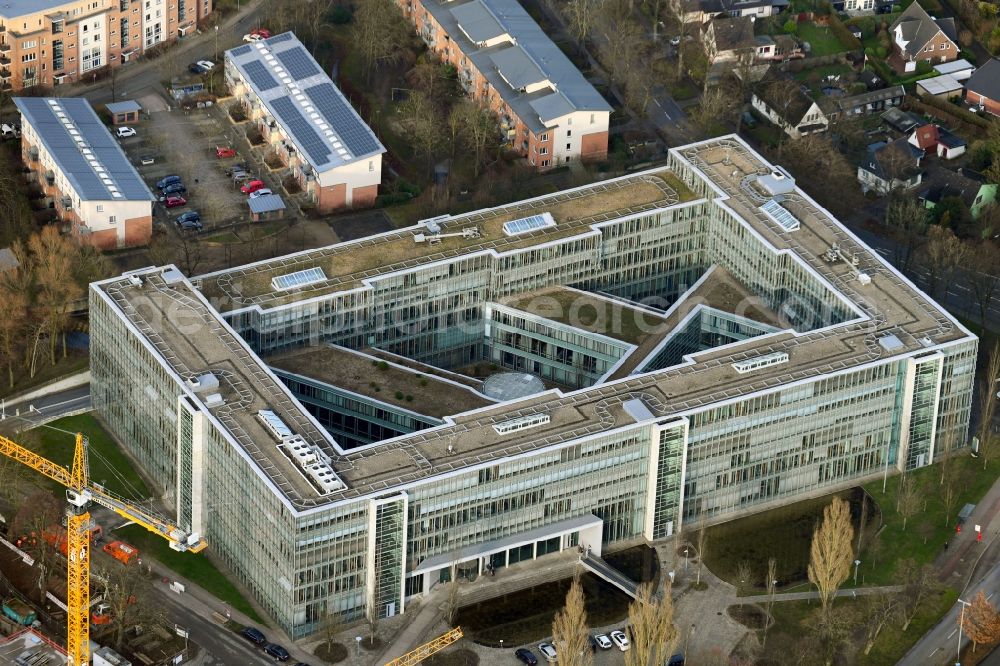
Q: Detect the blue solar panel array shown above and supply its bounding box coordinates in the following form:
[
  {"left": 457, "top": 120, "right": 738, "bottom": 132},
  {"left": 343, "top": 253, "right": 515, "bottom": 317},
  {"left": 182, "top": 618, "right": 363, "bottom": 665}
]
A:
[
  {"left": 244, "top": 60, "right": 279, "bottom": 91},
  {"left": 13, "top": 98, "right": 153, "bottom": 202},
  {"left": 304, "top": 83, "right": 382, "bottom": 157},
  {"left": 270, "top": 96, "right": 330, "bottom": 165},
  {"left": 276, "top": 46, "right": 321, "bottom": 80},
  {"left": 264, "top": 32, "right": 294, "bottom": 45},
  {"left": 229, "top": 44, "right": 253, "bottom": 57}
]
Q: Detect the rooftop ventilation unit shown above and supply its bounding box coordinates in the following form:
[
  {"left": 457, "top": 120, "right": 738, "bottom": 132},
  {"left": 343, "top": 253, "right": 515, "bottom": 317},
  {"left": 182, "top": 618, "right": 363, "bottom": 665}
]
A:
[
  {"left": 204, "top": 393, "right": 225, "bottom": 408},
  {"left": 732, "top": 351, "right": 789, "bottom": 374},
  {"left": 757, "top": 167, "right": 796, "bottom": 196},
  {"left": 186, "top": 373, "right": 220, "bottom": 393},
  {"left": 493, "top": 413, "right": 550, "bottom": 435}
]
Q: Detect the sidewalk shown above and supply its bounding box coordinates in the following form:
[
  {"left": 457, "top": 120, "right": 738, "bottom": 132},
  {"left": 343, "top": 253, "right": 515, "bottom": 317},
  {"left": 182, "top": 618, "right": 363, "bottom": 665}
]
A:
[
  {"left": 742, "top": 585, "right": 902, "bottom": 604},
  {"left": 933, "top": 464, "right": 1000, "bottom": 589},
  {"left": 67, "top": 0, "right": 262, "bottom": 97}
]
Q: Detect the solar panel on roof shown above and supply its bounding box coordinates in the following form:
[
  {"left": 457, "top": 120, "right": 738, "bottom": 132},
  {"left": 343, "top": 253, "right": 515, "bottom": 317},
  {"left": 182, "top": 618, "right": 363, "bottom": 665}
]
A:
[
  {"left": 503, "top": 212, "right": 555, "bottom": 236},
  {"left": 243, "top": 60, "right": 279, "bottom": 92},
  {"left": 271, "top": 266, "right": 327, "bottom": 291},
  {"left": 265, "top": 32, "right": 294, "bottom": 44},
  {"left": 303, "top": 83, "right": 382, "bottom": 157},
  {"left": 760, "top": 199, "right": 800, "bottom": 232},
  {"left": 229, "top": 44, "right": 253, "bottom": 57},
  {"left": 275, "top": 46, "right": 321, "bottom": 80},
  {"left": 270, "top": 96, "right": 330, "bottom": 165}
]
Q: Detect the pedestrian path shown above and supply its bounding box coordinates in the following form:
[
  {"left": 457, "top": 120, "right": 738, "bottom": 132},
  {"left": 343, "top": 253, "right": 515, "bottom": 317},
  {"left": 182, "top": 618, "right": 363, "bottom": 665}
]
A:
[
  {"left": 741, "top": 585, "right": 902, "bottom": 604},
  {"left": 580, "top": 553, "right": 640, "bottom": 599}
]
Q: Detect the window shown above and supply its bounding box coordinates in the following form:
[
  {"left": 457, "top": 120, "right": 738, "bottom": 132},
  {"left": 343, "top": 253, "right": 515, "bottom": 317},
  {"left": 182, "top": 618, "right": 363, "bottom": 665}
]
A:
[
  {"left": 21, "top": 40, "right": 37, "bottom": 49},
  {"left": 541, "top": 159, "right": 549, "bottom": 167},
  {"left": 539, "top": 133, "right": 548, "bottom": 141},
  {"left": 109, "top": 215, "right": 117, "bottom": 224},
  {"left": 590, "top": 113, "right": 595, "bottom": 124},
  {"left": 21, "top": 53, "right": 36, "bottom": 62},
  {"left": 567, "top": 117, "right": 572, "bottom": 125},
  {"left": 566, "top": 129, "right": 572, "bottom": 137},
  {"left": 566, "top": 143, "right": 571, "bottom": 150},
  {"left": 368, "top": 160, "right": 374, "bottom": 172},
  {"left": 96, "top": 205, "right": 104, "bottom": 212},
  {"left": 539, "top": 147, "right": 548, "bottom": 155}
]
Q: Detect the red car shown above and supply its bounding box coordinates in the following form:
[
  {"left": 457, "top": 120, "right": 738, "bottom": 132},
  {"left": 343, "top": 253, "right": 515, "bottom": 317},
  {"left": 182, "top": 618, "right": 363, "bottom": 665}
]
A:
[
  {"left": 241, "top": 179, "right": 266, "bottom": 195},
  {"left": 252, "top": 28, "right": 271, "bottom": 38},
  {"left": 215, "top": 146, "right": 237, "bottom": 158},
  {"left": 164, "top": 195, "right": 187, "bottom": 208}
]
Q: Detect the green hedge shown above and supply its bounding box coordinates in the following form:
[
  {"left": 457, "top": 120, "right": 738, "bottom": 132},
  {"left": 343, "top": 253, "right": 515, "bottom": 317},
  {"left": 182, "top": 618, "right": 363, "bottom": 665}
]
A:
[{"left": 915, "top": 93, "right": 992, "bottom": 129}]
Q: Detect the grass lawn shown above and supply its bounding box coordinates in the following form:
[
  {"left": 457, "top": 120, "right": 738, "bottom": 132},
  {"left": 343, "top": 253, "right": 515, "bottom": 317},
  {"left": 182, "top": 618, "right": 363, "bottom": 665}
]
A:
[
  {"left": 28, "top": 413, "right": 150, "bottom": 500},
  {"left": 117, "top": 524, "right": 265, "bottom": 624},
  {"left": 0, "top": 353, "right": 89, "bottom": 400},
  {"left": 797, "top": 23, "right": 852, "bottom": 57},
  {"left": 793, "top": 62, "right": 853, "bottom": 82},
  {"left": 760, "top": 587, "right": 958, "bottom": 665},
  {"left": 670, "top": 82, "right": 698, "bottom": 101},
  {"left": 861, "top": 455, "right": 1000, "bottom": 585},
  {"left": 202, "top": 222, "right": 287, "bottom": 245},
  {"left": 701, "top": 488, "right": 873, "bottom": 591}
]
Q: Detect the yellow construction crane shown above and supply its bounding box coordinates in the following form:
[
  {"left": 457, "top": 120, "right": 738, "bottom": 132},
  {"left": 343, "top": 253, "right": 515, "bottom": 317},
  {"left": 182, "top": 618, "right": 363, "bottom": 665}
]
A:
[
  {"left": 0, "top": 432, "right": 206, "bottom": 666},
  {"left": 383, "top": 627, "right": 464, "bottom": 666}
]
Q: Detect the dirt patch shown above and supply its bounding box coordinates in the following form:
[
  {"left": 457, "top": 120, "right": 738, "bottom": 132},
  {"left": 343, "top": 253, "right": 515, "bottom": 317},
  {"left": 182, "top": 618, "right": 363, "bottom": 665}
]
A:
[
  {"left": 313, "top": 642, "right": 348, "bottom": 663},
  {"left": 727, "top": 604, "right": 770, "bottom": 630},
  {"left": 423, "top": 649, "right": 480, "bottom": 665},
  {"left": 328, "top": 210, "right": 394, "bottom": 241}
]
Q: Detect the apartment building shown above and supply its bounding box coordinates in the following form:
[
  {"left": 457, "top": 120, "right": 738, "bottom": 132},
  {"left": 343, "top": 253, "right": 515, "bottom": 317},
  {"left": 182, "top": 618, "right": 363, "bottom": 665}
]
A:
[
  {"left": 398, "top": 0, "right": 611, "bottom": 170},
  {"left": 0, "top": 0, "right": 213, "bottom": 92},
  {"left": 91, "top": 135, "right": 975, "bottom": 637},
  {"left": 15, "top": 97, "right": 154, "bottom": 249},
  {"left": 224, "top": 33, "right": 386, "bottom": 212}
]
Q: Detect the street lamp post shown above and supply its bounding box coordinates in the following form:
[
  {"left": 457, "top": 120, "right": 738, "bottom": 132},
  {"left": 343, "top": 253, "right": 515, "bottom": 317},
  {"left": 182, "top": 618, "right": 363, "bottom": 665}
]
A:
[
  {"left": 957, "top": 598, "right": 972, "bottom": 664},
  {"left": 684, "top": 547, "right": 690, "bottom": 572},
  {"left": 214, "top": 25, "right": 219, "bottom": 61},
  {"left": 355, "top": 636, "right": 362, "bottom": 658},
  {"left": 499, "top": 639, "right": 504, "bottom": 651},
  {"left": 853, "top": 559, "right": 861, "bottom": 586}
]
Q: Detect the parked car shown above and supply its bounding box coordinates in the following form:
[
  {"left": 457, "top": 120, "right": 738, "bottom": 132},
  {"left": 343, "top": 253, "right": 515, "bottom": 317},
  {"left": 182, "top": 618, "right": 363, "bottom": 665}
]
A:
[
  {"left": 156, "top": 175, "right": 182, "bottom": 189},
  {"left": 514, "top": 648, "right": 538, "bottom": 665},
  {"left": 216, "top": 146, "right": 237, "bottom": 158},
  {"left": 264, "top": 643, "right": 290, "bottom": 661},
  {"left": 177, "top": 211, "right": 201, "bottom": 224},
  {"left": 240, "top": 627, "right": 266, "bottom": 646},
  {"left": 669, "top": 35, "right": 681, "bottom": 46},
  {"left": 248, "top": 188, "right": 273, "bottom": 199},
  {"left": 116, "top": 126, "right": 136, "bottom": 138},
  {"left": 163, "top": 196, "right": 187, "bottom": 208},
  {"left": 610, "top": 630, "right": 630, "bottom": 651},
  {"left": 231, "top": 170, "right": 250, "bottom": 183},
  {"left": 197, "top": 59, "right": 215, "bottom": 71},
  {"left": 667, "top": 653, "right": 685, "bottom": 666},
  {"left": 225, "top": 163, "right": 248, "bottom": 176},
  {"left": 594, "top": 634, "right": 613, "bottom": 650},
  {"left": 139, "top": 155, "right": 155, "bottom": 165},
  {"left": 537, "top": 642, "right": 557, "bottom": 662},
  {"left": 241, "top": 179, "right": 266, "bottom": 194},
  {"left": 252, "top": 28, "right": 271, "bottom": 38},
  {"left": 178, "top": 219, "right": 203, "bottom": 231},
  {"left": 161, "top": 183, "right": 187, "bottom": 196},
  {"left": 188, "top": 63, "right": 206, "bottom": 74},
  {"left": 1, "top": 123, "right": 21, "bottom": 139},
  {"left": 243, "top": 33, "right": 265, "bottom": 42}
]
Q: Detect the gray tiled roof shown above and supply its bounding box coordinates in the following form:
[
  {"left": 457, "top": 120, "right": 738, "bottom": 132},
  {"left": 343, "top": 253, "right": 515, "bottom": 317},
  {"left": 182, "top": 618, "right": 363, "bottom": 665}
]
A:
[
  {"left": 14, "top": 97, "right": 154, "bottom": 202},
  {"left": 225, "top": 32, "right": 385, "bottom": 174},
  {"left": 248, "top": 194, "right": 286, "bottom": 214},
  {"left": 966, "top": 58, "right": 1000, "bottom": 101},
  {"left": 105, "top": 100, "right": 142, "bottom": 114},
  {"left": 423, "top": 0, "right": 611, "bottom": 132},
  {"left": 890, "top": 2, "right": 956, "bottom": 57}
]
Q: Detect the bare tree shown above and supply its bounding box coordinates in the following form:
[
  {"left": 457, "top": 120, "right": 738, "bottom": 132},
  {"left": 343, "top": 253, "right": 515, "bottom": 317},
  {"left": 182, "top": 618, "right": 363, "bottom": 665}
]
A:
[
  {"left": 942, "top": 471, "right": 960, "bottom": 527},
  {"left": 807, "top": 497, "right": 854, "bottom": 614},
  {"left": 12, "top": 490, "right": 61, "bottom": 595},
  {"left": 442, "top": 563, "right": 461, "bottom": 626},
  {"left": 897, "top": 558, "right": 937, "bottom": 631},
  {"left": 978, "top": 341, "right": 1000, "bottom": 469},
  {"left": 896, "top": 474, "right": 921, "bottom": 531},
  {"left": 453, "top": 100, "right": 498, "bottom": 178},
  {"left": 735, "top": 559, "right": 753, "bottom": 607},
  {"left": 596, "top": 7, "right": 644, "bottom": 89},
  {"left": 696, "top": 528, "right": 708, "bottom": 586},
  {"left": 398, "top": 91, "right": 443, "bottom": 176},
  {"left": 665, "top": 0, "right": 690, "bottom": 77},
  {"left": 625, "top": 581, "right": 677, "bottom": 666},
  {"left": 884, "top": 195, "right": 930, "bottom": 273},
  {"left": 352, "top": 0, "right": 411, "bottom": 83},
  {"left": 862, "top": 593, "right": 900, "bottom": 655},
  {"left": 966, "top": 241, "right": 1000, "bottom": 333},
  {"left": 96, "top": 560, "right": 165, "bottom": 650},
  {"left": 552, "top": 573, "right": 592, "bottom": 666},
  {"left": 565, "top": 0, "right": 601, "bottom": 43},
  {"left": 317, "top": 608, "right": 345, "bottom": 657},
  {"left": 921, "top": 225, "right": 967, "bottom": 301},
  {"left": 961, "top": 590, "right": 1000, "bottom": 652},
  {"left": 0, "top": 262, "right": 29, "bottom": 388},
  {"left": 761, "top": 557, "right": 778, "bottom": 648},
  {"left": 694, "top": 84, "right": 737, "bottom": 135}
]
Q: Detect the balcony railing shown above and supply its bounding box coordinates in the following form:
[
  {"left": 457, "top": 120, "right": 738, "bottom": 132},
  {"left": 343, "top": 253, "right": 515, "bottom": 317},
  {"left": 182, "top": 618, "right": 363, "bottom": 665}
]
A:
[
  {"left": 0, "top": 68, "right": 10, "bottom": 79},
  {"left": 0, "top": 43, "right": 10, "bottom": 52}
]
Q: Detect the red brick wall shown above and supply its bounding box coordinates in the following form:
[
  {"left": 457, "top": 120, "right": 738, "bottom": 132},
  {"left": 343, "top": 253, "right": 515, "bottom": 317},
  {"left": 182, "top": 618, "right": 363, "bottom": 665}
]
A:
[
  {"left": 967, "top": 89, "right": 1000, "bottom": 117},
  {"left": 352, "top": 184, "right": 378, "bottom": 208},
  {"left": 317, "top": 183, "right": 347, "bottom": 213},
  {"left": 580, "top": 130, "right": 609, "bottom": 162},
  {"left": 124, "top": 215, "right": 152, "bottom": 247}
]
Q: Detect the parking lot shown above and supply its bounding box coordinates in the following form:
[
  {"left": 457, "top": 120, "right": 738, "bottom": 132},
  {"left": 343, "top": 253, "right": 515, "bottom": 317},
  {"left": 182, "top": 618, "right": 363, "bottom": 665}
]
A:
[{"left": 116, "top": 99, "right": 282, "bottom": 237}]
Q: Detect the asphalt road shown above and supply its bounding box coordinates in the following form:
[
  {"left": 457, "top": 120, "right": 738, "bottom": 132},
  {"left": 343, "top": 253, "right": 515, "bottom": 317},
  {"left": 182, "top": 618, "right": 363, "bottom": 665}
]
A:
[{"left": 0, "top": 386, "right": 91, "bottom": 430}]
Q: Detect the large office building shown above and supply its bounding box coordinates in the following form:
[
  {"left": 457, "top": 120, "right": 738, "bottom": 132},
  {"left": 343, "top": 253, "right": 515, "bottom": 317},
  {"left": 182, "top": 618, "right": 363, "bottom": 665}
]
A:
[
  {"left": 15, "top": 96, "right": 154, "bottom": 249},
  {"left": 0, "top": 0, "right": 213, "bottom": 92},
  {"left": 224, "top": 33, "right": 386, "bottom": 213},
  {"left": 90, "top": 136, "right": 976, "bottom": 637},
  {"left": 398, "top": 0, "right": 612, "bottom": 170}
]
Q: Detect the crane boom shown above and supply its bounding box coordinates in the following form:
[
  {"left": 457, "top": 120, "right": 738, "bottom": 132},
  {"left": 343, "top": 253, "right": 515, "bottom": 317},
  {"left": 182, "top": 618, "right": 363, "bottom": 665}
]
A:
[
  {"left": 0, "top": 430, "right": 206, "bottom": 665},
  {"left": 383, "top": 627, "right": 464, "bottom": 666}
]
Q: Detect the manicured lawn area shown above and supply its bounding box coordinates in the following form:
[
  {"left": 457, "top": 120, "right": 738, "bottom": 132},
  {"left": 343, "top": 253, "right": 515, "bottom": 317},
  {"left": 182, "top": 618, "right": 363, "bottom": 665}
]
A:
[
  {"left": 117, "top": 523, "right": 265, "bottom": 624},
  {"left": 793, "top": 62, "right": 854, "bottom": 82},
  {"left": 861, "top": 455, "right": 1000, "bottom": 585},
  {"left": 29, "top": 412, "right": 150, "bottom": 500},
  {"left": 701, "top": 488, "right": 873, "bottom": 591},
  {"left": 796, "top": 23, "right": 852, "bottom": 56}
]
